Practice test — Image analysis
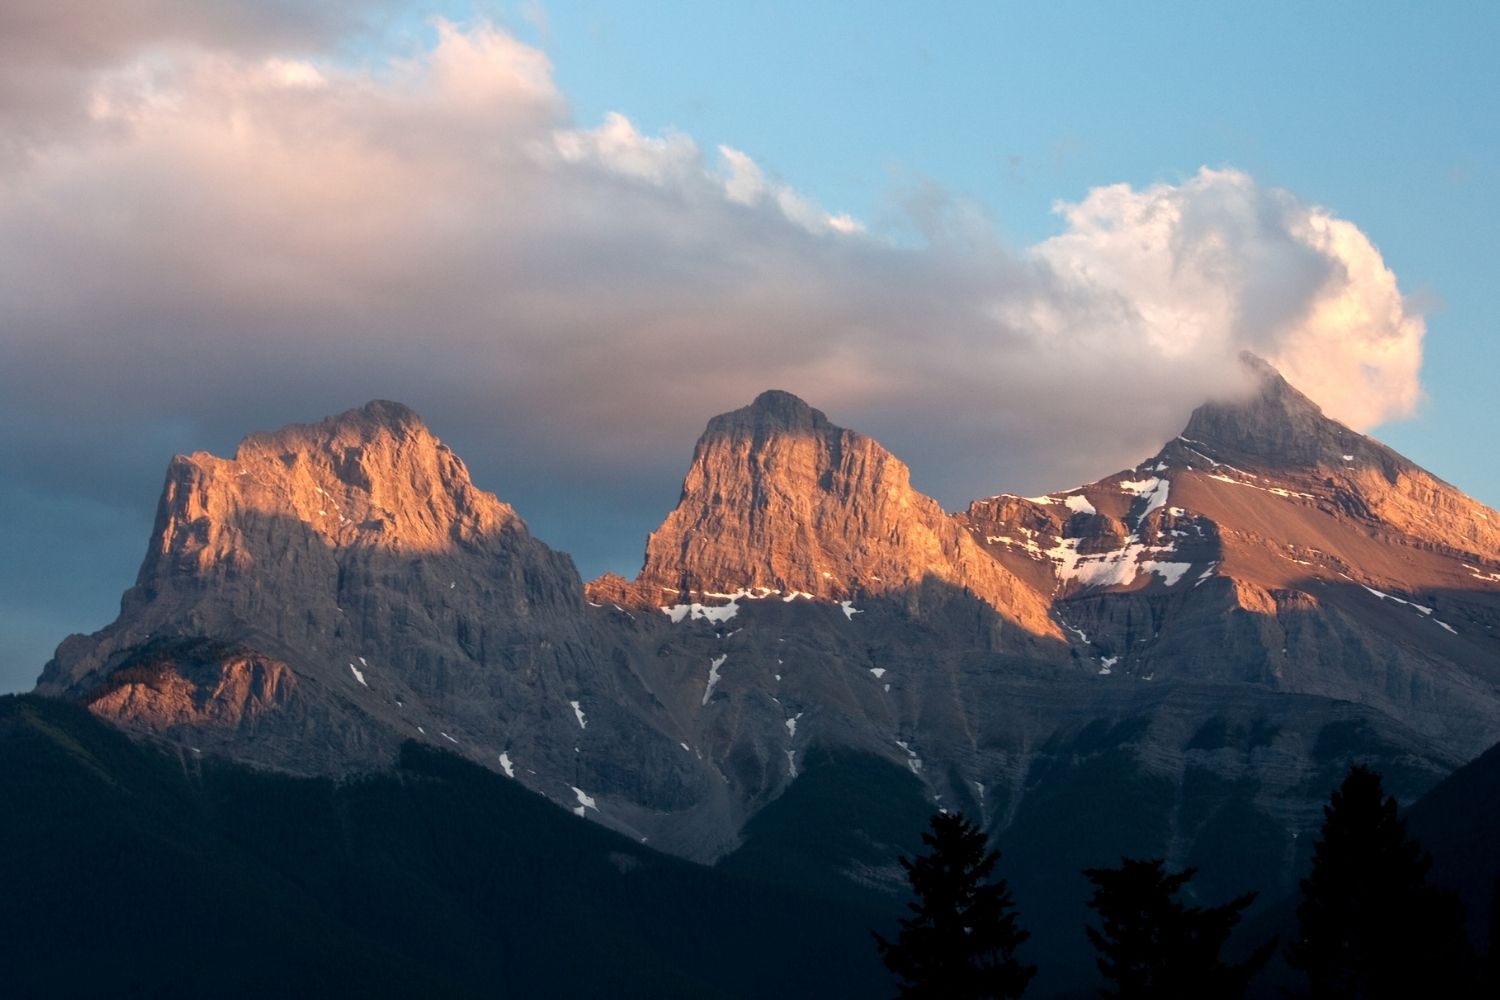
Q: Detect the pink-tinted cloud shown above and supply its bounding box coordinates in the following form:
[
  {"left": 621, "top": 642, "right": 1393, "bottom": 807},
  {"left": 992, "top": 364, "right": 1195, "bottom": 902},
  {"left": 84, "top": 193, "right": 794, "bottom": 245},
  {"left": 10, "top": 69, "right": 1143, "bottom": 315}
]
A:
[{"left": 0, "top": 19, "right": 1428, "bottom": 690}]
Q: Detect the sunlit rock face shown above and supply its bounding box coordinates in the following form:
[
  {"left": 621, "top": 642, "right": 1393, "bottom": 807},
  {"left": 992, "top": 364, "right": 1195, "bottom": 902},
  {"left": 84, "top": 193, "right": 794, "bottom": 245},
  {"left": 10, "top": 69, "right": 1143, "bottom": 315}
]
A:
[
  {"left": 621, "top": 389, "right": 1060, "bottom": 638},
  {"left": 30, "top": 357, "right": 1500, "bottom": 880},
  {"left": 42, "top": 400, "right": 585, "bottom": 700},
  {"left": 37, "top": 403, "right": 714, "bottom": 818},
  {"left": 957, "top": 354, "right": 1500, "bottom": 752}
]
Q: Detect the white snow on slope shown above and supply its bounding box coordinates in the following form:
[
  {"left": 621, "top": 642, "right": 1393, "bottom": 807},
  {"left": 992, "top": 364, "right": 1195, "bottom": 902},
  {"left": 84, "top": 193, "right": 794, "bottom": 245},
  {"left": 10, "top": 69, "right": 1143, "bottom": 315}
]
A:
[
  {"left": 1047, "top": 536, "right": 1188, "bottom": 589},
  {"left": 1463, "top": 564, "right": 1500, "bottom": 584},
  {"left": 1139, "top": 561, "right": 1192, "bottom": 586},
  {"left": 348, "top": 662, "right": 367, "bottom": 686},
  {"left": 662, "top": 600, "right": 740, "bottom": 624},
  {"left": 1207, "top": 473, "right": 1315, "bottom": 500},
  {"left": 702, "top": 655, "right": 728, "bottom": 705},
  {"left": 1360, "top": 585, "right": 1458, "bottom": 633},
  {"left": 572, "top": 786, "right": 597, "bottom": 817},
  {"left": 1064, "top": 494, "right": 1097, "bottom": 515},
  {"left": 840, "top": 601, "right": 862, "bottom": 620},
  {"left": 1119, "top": 476, "right": 1171, "bottom": 519},
  {"left": 498, "top": 752, "right": 515, "bottom": 778},
  {"left": 570, "top": 700, "right": 588, "bottom": 729}
]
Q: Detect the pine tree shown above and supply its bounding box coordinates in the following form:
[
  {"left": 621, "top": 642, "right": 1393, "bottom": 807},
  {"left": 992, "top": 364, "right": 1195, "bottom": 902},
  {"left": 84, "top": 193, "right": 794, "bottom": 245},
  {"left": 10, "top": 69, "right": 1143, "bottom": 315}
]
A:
[
  {"left": 874, "top": 811, "right": 1035, "bottom": 999},
  {"left": 1287, "top": 764, "right": 1472, "bottom": 999},
  {"left": 1083, "top": 857, "right": 1271, "bottom": 1000}
]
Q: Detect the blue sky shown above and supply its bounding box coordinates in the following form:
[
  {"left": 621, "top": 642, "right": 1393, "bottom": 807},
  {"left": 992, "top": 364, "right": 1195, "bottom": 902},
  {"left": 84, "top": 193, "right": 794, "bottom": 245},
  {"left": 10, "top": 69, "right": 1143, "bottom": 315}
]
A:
[
  {"left": 530, "top": 1, "right": 1498, "bottom": 487},
  {"left": 0, "top": 2, "right": 1495, "bottom": 691}
]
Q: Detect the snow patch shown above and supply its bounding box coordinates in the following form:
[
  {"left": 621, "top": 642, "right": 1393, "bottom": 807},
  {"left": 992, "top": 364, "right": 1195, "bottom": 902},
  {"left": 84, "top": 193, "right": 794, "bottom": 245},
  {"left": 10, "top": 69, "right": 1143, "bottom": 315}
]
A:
[
  {"left": 1139, "top": 561, "right": 1192, "bottom": 586},
  {"left": 1064, "top": 493, "right": 1097, "bottom": 515},
  {"left": 572, "top": 787, "right": 597, "bottom": 812},
  {"left": 1360, "top": 586, "right": 1456, "bottom": 633},
  {"left": 785, "top": 713, "right": 803, "bottom": 739},
  {"left": 570, "top": 700, "right": 588, "bottom": 729},
  {"left": 440, "top": 732, "right": 458, "bottom": 745},
  {"left": 870, "top": 667, "right": 886, "bottom": 679},
  {"left": 840, "top": 600, "right": 862, "bottom": 620},
  {"left": 1361, "top": 585, "right": 1431, "bottom": 614},
  {"left": 1058, "top": 620, "right": 1089, "bottom": 644},
  {"left": 498, "top": 752, "right": 514, "bottom": 778},
  {"left": 1207, "top": 473, "right": 1315, "bottom": 500},
  {"left": 1119, "top": 476, "right": 1171, "bottom": 520},
  {"left": 348, "top": 662, "right": 367, "bottom": 686},
  {"left": 895, "top": 740, "right": 923, "bottom": 771},
  {"left": 662, "top": 599, "right": 740, "bottom": 624},
  {"left": 1099, "top": 656, "right": 1118, "bottom": 676},
  {"left": 1463, "top": 564, "right": 1500, "bottom": 584},
  {"left": 702, "top": 655, "right": 728, "bottom": 705}
]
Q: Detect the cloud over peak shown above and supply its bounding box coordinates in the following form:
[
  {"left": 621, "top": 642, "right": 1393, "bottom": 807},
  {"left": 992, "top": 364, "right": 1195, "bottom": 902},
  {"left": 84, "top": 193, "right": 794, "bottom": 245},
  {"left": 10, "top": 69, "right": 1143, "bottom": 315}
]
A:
[
  {"left": 1036, "top": 167, "right": 1422, "bottom": 428},
  {"left": 0, "top": 17, "right": 1425, "bottom": 577}
]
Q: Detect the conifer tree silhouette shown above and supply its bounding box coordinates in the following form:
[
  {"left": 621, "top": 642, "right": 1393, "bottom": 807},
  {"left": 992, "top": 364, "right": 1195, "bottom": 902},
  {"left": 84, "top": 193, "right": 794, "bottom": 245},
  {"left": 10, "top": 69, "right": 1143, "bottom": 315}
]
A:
[
  {"left": 1083, "top": 857, "right": 1271, "bottom": 999},
  {"left": 1288, "top": 764, "right": 1472, "bottom": 999},
  {"left": 875, "top": 812, "right": 1035, "bottom": 999}
]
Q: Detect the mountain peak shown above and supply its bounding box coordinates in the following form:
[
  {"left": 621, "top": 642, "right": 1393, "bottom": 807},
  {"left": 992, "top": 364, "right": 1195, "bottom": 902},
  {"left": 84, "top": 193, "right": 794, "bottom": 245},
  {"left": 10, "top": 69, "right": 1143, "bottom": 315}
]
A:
[
  {"left": 1179, "top": 353, "right": 1359, "bottom": 469},
  {"left": 620, "top": 393, "right": 1058, "bottom": 636},
  {"left": 355, "top": 399, "right": 425, "bottom": 430},
  {"left": 706, "top": 389, "right": 828, "bottom": 439}
]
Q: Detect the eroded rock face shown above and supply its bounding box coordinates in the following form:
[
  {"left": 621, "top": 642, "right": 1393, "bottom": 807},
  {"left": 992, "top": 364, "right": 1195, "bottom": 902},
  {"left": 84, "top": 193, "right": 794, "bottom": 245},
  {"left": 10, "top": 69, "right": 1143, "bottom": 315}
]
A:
[
  {"left": 955, "top": 355, "right": 1500, "bottom": 754},
  {"left": 621, "top": 390, "right": 1059, "bottom": 638},
  {"left": 82, "top": 638, "right": 296, "bottom": 732},
  {"left": 31, "top": 361, "right": 1500, "bottom": 878},
  {"left": 41, "top": 401, "right": 586, "bottom": 696},
  {"left": 38, "top": 401, "right": 719, "bottom": 824}
]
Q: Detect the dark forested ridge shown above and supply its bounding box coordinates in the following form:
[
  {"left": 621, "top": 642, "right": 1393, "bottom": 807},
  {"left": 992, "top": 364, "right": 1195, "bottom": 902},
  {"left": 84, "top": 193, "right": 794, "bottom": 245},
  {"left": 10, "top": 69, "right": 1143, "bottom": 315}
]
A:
[{"left": 0, "top": 694, "right": 891, "bottom": 999}]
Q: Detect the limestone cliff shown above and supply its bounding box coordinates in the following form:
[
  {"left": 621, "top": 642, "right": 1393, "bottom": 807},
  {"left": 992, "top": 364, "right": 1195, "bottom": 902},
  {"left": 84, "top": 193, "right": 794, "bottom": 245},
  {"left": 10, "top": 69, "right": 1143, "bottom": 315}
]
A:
[{"left": 616, "top": 390, "right": 1058, "bottom": 638}]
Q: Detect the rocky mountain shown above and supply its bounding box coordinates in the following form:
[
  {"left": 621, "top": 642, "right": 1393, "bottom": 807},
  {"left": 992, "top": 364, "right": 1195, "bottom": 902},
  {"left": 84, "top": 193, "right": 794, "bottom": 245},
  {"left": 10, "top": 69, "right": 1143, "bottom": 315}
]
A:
[
  {"left": 32, "top": 357, "right": 1500, "bottom": 992},
  {"left": 591, "top": 389, "right": 1057, "bottom": 638},
  {"left": 961, "top": 354, "right": 1500, "bottom": 753},
  {"left": 36, "top": 402, "right": 734, "bottom": 851}
]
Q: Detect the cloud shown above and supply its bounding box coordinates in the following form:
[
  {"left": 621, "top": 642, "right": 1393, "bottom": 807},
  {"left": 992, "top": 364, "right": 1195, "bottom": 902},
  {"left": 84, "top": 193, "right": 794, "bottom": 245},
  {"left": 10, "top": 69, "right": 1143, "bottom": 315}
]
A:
[
  {"left": 0, "top": 18, "right": 1426, "bottom": 685},
  {"left": 1035, "top": 168, "right": 1423, "bottom": 428},
  {"left": 0, "top": 0, "right": 399, "bottom": 161}
]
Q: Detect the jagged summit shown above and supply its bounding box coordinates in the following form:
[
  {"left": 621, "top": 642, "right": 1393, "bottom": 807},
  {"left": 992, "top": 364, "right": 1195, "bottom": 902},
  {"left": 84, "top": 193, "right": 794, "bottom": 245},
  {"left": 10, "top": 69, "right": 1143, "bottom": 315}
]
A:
[
  {"left": 39, "top": 401, "right": 588, "bottom": 717},
  {"left": 28, "top": 376, "right": 1500, "bottom": 909},
  {"left": 237, "top": 399, "right": 429, "bottom": 455},
  {"left": 621, "top": 391, "right": 1059, "bottom": 636},
  {"left": 1179, "top": 352, "right": 1382, "bottom": 471},
  {"left": 707, "top": 389, "right": 828, "bottom": 436}
]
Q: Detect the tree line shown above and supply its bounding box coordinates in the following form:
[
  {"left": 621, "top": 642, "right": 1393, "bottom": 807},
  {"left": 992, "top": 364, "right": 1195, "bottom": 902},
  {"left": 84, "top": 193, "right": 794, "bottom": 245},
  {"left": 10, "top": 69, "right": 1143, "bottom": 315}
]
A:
[{"left": 875, "top": 764, "right": 1489, "bottom": 999}]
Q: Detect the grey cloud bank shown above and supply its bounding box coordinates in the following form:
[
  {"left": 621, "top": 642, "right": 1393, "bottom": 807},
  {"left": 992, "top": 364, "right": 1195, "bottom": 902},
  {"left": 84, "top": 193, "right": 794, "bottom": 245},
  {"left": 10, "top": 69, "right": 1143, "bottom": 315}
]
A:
[{"left": 0, "top": 15, "right": 1426, "bottom": 691}]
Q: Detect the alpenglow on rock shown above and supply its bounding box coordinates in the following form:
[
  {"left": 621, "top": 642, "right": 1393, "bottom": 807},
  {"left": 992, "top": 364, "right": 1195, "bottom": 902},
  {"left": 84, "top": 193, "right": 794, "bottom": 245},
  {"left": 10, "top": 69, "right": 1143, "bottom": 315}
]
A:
[
  {"left": 613, "top": 389, "right": 1059, "bottom": 637},
  {"left": 30, "top": 359, "right": 1500, "bottom": 932},
  {"left": 36, "top": 402, "right": 711, "bottom": 819}
]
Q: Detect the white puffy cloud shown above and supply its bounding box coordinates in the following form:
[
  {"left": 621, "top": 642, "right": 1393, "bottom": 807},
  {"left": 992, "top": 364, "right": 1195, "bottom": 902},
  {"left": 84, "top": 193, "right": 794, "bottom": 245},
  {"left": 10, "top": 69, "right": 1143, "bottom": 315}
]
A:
[
  {"left": 0, "top": 18, "right": 1426, "bottom": 644},
  {"left": 1035, "top": 168, "right": 1423, "bottom": 428}
]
